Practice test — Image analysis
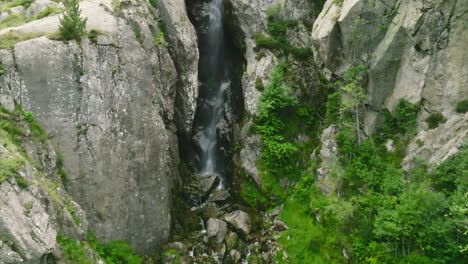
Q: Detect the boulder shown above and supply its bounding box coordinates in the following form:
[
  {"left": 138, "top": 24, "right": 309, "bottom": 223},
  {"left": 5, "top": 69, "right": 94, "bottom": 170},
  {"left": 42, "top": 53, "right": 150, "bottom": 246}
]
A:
[
  {"left": 26, "top": 0, "right": 60, "bottom": 18},
  {"left": 224, "top": 210, "right": 252, "bottom": 235},
  {"left": 207, "top": 189, "right": 230, "bottom": 203},
  {"left": 206, "top": 218, "right": 228, "bottom": 244}
]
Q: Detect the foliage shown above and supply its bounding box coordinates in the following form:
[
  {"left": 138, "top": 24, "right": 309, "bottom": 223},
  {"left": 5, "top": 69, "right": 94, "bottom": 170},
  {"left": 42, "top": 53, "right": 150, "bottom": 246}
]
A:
[
  {"left": 426, "top": 112, "right": 446, "bottom": 129},
  {"left": 59, "top": 0, "right": 87, "bottom": 40},
  {"left": 56, "top": 234, "right": 92, "bottom": 264},
  {"left": 455, "top": 100, "right": 468, "bottom": 113},
  {"left": 88, "top": 232, "right": 142, "bottom": 264},
  {"left": 325, "top": 92, "right": 340, "bottom": 125},
  {"left": 148, "top": 0, "right": 157, "bottom": 8},
  {"left": 254, "top": 5, "right": 312, "bottom": 60},
  {"left": 240, "top": 177, "right": 271, "bottom": 210}
]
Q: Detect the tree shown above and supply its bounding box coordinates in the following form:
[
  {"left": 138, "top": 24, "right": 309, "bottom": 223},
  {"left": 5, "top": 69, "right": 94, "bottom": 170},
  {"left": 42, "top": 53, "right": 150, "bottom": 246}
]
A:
[
  {"left": 59, "top": 0, "right": 87, "bottom": 40},
  {"left": 336, "top": 65, "right": 368, "bottom": 144}
]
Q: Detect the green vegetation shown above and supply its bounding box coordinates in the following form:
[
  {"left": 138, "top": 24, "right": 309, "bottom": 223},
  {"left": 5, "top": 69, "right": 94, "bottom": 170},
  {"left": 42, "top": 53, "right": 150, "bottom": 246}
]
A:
[
  {"left": 88, "top": 232, "right": 142, "bottom": 264},
  {"left": 112, "top": 0, "right": 121, "bottom": 15},
  {"left": 0, "top": 0, "right": 34, "bottom": 9},
  {"left": 0, "top": 31, "right": 45, "bottom": 49},
  {"left": 163, "top": 249, "right": 181, "bottom": 264},
  {"left": 255, "top": 77, "right": 264, "bottom": 91},
  {"left": 35, "top": 6, "right": 63, "bottom": 20},
  {"left": 0, "top": 60, "right": 4, "bottom": 76},
  {"left": 426, "top": 112, "right": 446, "bottom": 129},
  {"left": 59, "top": 0, "right": 87, "bottom": 40},
  {"left": 148, "top": 0, "right": 158, "bottom": 8},
  {"left": 455, "top": 100, "right": 468, "bottom": 113},
  {"left": 249, "top": 60, "right": 465, "bottom": 263},
  {"left": 56, "top": 234, "right": 93, "bottom": 264},
  {"left": 57, "top": 233, "right": 142, "bottom": 264},
  {"left": 240, "top": 177, "right": 272, "bottom": 210},
  {"left": 254, "top": 5, "right": 312, "bottom": 60}
]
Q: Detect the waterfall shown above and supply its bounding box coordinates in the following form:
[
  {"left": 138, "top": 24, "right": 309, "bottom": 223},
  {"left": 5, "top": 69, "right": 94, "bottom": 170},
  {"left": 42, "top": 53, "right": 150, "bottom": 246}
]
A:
[{"left": 193, "top": 0, "right": 230, "bottom": 189}]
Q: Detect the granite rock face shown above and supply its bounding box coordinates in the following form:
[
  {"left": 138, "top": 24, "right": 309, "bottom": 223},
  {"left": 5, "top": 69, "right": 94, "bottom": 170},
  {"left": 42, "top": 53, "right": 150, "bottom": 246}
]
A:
[
  {"left": 0, "top": 111, "right": 88, "bottom": 262},
  {"left": 0, "top": 0, "right": 199, "bottom": 254},
  {"left": 311, "top": 0, "right": 467, "bottom": 166}
]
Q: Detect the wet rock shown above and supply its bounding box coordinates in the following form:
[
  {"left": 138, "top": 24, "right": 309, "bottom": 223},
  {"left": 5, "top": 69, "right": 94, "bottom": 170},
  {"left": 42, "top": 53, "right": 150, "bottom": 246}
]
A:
[
  {"left": 208, "top": 189, "right": 230, "bottom": 203},
  {"left": 206, "top": 218, "right": 228, "bottom": 244},
  {"left": 193, "top": 174, "right": 220, "bottom": 195},
  {"left": 224, "top": 210, "right": 252, "bottom": 235}
]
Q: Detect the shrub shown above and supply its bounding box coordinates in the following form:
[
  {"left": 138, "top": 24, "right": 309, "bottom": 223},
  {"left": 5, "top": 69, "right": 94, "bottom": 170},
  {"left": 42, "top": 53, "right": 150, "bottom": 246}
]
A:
[
  {"left": 455, "top": 100, "right": 468, "bottom": 113},
  {"left": 59, "top": 0, "right": 87, "bottom": 40},
  {"left": 56, "top": 234, "right": 92, "bottom": 264},
  {"left": 88, "top": 233, "right": 141, "bottom": 264},
  {"left": 426, "top": 112, "right": 446, "bottom": 129},
  {"left": 148, "top": 0, "right": 157, "bottom": 8},
  {"left": 325, "top": 92, "right": 341, "bottom": 125}
]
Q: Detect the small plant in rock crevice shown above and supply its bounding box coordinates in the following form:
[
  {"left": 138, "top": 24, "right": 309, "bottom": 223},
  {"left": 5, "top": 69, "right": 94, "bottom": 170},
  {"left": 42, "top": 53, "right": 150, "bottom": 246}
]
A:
[
  {"left": 426, "top": 112, "right": 447, "bottom": 129},
  {"left": 59, "top": 0, "right": 87, "bottom": 41}
]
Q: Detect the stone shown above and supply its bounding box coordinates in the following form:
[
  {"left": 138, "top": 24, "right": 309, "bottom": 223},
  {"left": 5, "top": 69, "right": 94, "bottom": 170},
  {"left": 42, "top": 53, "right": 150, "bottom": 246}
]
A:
[
  {"left": 10, "top": 6, "right": 25, "bottom": 14},
  {"left": 0, "top": 12, "right": 10, "bottom": 23},
  {"left": 230, "top": 249, "right": 242, "bottom": 263},
  {"left": 0, "top": 0, "right": 193, "bottom": 254},
  {"left": 194, "top": 174, "right": 220, "bottom": 195},
  {"left": 206, "top": 218, "right": 228, "bottom": 244},
  {"left": 224, "top": 210, "right": 252, "bottom": 235},
  {"left": 26, "top": 0, "right": 58, "bottom": 18},
  {"left": 207, "top": 189, "right": 230, "bottom": 203}
]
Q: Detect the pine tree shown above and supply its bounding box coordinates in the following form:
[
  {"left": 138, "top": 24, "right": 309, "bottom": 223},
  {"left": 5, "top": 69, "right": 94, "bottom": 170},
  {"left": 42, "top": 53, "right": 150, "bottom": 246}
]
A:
[{"left": 59, "top": 0, "right": 87, "bottom": 40}]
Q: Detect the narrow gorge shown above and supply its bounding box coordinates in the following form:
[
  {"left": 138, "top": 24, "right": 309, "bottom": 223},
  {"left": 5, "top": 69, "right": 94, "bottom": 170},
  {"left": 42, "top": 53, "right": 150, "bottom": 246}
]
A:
[{"left": 0, "top": 0, "right": 466, "bottom": 263}]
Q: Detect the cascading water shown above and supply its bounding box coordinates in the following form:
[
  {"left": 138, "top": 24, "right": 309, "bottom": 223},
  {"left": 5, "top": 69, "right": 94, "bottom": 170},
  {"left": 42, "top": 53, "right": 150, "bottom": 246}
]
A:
[{"left": 192, "top": 0, "right": 231, "bottom": 189}]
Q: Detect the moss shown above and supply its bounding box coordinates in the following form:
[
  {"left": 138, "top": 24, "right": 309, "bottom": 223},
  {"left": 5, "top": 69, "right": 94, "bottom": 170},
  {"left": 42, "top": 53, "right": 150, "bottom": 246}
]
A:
[
  {"left": 0, "top": 31, "right": 44, "bottom": 49},
  {"left": 0, "top": 60, "right": 4, "bottom": 76},
  {"left": 112, "top": 0, "right": 121, "bottom": 14},
  {"left": 240, "top": 177, "right": 271, "bottom": 210},
  {"left": 426, "top": 112, "right": 446, "bottom": 129},
  {"left": 255, "top": 77, "right": 265, "bottom": 92},
  {"left": 35, "top": 6, "right": 63, "bottom": 19},
  {"left": 455, "top": 100, "right": 468, "bottom": 113},
  {"left": 0, "top": 0, "right": 34, "bottom": 9}
]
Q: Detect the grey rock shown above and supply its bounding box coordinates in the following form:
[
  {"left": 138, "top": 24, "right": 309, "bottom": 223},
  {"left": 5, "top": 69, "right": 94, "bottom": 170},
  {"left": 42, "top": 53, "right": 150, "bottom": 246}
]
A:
[
  {"left": 0, "top": 0, "right": 191, "bottom": 253},
  {"left": 0, "top": 12, "right": 10, "bottom": 23},
  {"left": 193, "top": 174, "right": 220, "bottom": 195},
  {"left": 224, "top": 210, "right": 252, "bottom": 235},
  {"left": 10, "top": 6, "right": 25, "bottom": 14},
  {"left": 208, "top": 189, "right": 230, "bottom": 203},
  {"left": 26, "top": 0, "right": 58, "bottom": 18},
  {"left": 206, "top": 218, "right": 228, "bottom": 244}
]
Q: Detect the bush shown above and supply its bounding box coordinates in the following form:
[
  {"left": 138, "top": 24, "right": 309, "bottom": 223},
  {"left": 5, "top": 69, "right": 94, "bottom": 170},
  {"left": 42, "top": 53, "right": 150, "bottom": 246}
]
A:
[
  {"left": 455, "top": 100, "right": 468, "bottom": 113},
  {"left": 426, "top": 112, "right": 446, "bottom": 129},
  {"left": 59, "top": 0, "right": 87, "bottom": 40},
  {"left": 88, "top": 233, "right": 141, "bottom": 264},
  {"left": 56, "top": 234, "right": 92, "bottom": 264},
  {"left": 148, "top": 0, "right": 157, "bottom": 8}
]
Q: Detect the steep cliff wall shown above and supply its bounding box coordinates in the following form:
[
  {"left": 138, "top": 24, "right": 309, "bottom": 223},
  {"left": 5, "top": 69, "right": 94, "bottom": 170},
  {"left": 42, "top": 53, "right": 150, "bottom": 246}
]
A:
[{"left": 0, "top": 0, "right": 199, "bottom": 254}]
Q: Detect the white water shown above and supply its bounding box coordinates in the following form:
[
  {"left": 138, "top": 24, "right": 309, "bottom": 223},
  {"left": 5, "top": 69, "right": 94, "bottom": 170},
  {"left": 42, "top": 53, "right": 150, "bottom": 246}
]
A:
[{"left": 195, "top": 0, "right": 229, "bottom": 190}]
